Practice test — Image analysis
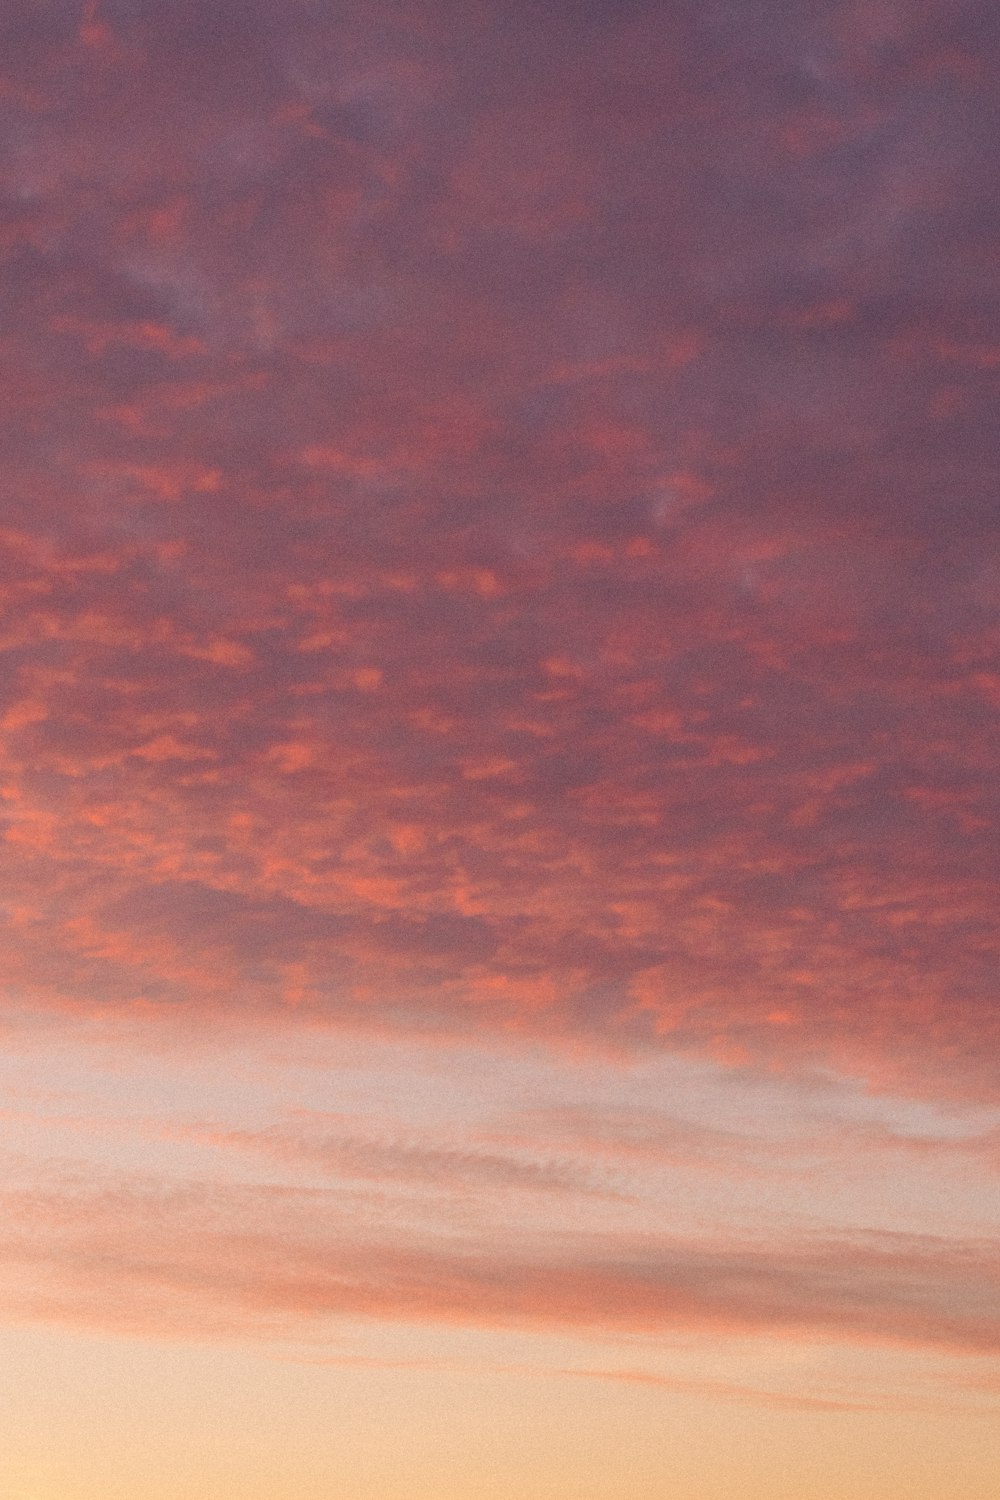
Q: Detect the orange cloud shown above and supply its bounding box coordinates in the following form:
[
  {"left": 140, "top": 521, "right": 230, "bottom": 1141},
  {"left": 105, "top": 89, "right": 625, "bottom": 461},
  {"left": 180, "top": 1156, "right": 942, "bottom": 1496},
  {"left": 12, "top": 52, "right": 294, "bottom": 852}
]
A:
[{"left": 1, "top": 1167, "right": 997, "bottom": 1356}]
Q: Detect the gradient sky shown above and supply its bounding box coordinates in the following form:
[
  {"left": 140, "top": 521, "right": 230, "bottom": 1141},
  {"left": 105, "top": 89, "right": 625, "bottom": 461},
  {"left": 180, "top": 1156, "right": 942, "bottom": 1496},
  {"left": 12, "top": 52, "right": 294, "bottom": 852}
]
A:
[{"left": 1, "top": 2, "right": 999, "bottom": 1497}]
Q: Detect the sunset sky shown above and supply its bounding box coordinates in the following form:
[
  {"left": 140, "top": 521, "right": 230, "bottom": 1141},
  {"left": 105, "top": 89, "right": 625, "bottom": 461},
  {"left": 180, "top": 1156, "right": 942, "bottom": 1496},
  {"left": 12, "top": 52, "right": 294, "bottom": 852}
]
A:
[{"left": 1, "top": 2, "right": 999, "bottom": 1496}]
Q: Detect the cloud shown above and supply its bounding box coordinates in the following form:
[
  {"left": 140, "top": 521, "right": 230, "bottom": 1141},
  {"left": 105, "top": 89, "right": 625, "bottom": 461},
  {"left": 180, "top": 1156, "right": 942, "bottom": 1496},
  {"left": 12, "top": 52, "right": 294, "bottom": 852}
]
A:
[
  {"left": 185, "top": 1114, "right": 624, "bottom": 1199},
  {"left": 289, "top": 1354, "right": 933, "bottom": 1416},
  {"left": 0, "top": 1164, "right": 996, "bottom": 1356},
  {"left": 0, "top": 0, "right": 996, "bottom": 1105},
  {"left": 497, "top": 1101, "right": 1000, "bottom": 1177},
  {"left": 557, "top": 1366, "right": 913, "bottom": 1416}
]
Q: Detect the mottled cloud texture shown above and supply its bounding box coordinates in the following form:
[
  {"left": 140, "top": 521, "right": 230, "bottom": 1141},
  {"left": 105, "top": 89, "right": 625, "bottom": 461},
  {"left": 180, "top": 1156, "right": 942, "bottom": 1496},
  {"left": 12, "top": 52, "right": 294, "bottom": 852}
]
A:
[
  {"left": 1, "top": 0, "right": 998, "bottom": 1097},
  {"left": 1, "top": 1, "right": 999, "bottom": 1460}
]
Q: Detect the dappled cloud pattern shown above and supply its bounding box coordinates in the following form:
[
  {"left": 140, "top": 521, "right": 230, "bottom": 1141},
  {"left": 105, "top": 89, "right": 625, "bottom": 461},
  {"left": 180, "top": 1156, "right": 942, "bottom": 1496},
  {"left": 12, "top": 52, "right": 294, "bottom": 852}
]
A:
[
  {"left": 0, "top": 0, "right": 998, "bottom": 1099},
  {"left": 0, "top": 7, "right": 999, "bottom": 1468}
]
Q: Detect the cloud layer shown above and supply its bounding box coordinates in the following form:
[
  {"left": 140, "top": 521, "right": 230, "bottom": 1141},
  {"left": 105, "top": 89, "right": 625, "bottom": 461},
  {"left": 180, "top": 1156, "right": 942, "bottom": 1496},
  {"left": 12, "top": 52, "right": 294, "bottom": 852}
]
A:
[
  {"left": 3, "top": 1160, "right": 997, "bottom": 1357},
  {"left": 0, "top": 1, "right": 998, "bottom": 1102}
]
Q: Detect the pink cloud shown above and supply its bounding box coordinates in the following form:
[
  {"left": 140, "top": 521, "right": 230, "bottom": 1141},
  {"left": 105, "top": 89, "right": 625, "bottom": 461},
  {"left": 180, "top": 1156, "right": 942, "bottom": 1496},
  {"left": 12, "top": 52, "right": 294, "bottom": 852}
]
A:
[
  {"left": 0, "top": 1166, "right": 997, "bottom": 1356},
  {"left": 0, "top": 0, "right": 995, "bottom": 1111},
  {"left": 1, "top": 15, "right": 999, "bottom": 1472}
]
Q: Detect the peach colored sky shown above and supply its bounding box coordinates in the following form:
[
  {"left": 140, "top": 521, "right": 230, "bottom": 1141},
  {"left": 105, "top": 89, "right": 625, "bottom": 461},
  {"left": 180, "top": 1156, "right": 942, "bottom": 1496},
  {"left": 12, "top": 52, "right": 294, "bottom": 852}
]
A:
[{"left": 0, "top": 1, "right": 998, "bottom": 1496}]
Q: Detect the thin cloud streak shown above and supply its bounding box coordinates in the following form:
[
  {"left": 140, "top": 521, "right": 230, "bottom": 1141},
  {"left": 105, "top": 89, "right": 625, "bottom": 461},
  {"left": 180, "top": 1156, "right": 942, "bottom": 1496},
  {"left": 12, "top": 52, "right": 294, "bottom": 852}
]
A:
[
  {"left": 185, "top": 1116, "right": 625, "bottom": 1199},
  {"left": 288, "top": 1353, "right": 993, "bottom": 1417},
  {"left": 0, "top": 1167, "right": 997, "bottom": 1355}
]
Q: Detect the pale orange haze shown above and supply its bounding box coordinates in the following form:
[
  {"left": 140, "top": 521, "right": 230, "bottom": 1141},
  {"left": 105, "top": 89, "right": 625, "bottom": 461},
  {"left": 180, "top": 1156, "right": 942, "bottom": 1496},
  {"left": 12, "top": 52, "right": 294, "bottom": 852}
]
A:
[{"left": 0, "top": 0, "right": 999, "bottom": 1497}]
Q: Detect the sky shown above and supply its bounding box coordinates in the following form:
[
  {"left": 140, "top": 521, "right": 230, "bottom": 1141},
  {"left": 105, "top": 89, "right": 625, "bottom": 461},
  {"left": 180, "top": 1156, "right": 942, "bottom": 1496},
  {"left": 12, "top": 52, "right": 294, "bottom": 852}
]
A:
[{"left": 0, "top": 1, "right": 999, "bottom": 1496}]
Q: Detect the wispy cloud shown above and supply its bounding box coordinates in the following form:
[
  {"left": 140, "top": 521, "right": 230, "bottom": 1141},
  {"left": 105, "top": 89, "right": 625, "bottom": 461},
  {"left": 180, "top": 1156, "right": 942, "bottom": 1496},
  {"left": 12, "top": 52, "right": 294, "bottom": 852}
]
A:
[
  {"left": 1, "top": 1165, "right": 996, "bottom": 1356},
  {"left": 186, "top": 1115, "right": 624, "bottom": 1199},
  {"left": 1, "top": 7, "right": 999, "bottom": 1479}
]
